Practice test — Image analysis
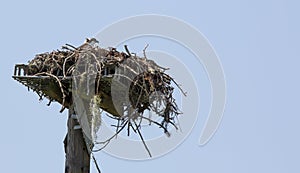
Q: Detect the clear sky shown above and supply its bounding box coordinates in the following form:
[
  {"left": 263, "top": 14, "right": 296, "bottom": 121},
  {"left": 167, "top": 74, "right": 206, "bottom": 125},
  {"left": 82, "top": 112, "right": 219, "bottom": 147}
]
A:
[{"left": 1, "top": 0, "right": 300, "bottom": 173}]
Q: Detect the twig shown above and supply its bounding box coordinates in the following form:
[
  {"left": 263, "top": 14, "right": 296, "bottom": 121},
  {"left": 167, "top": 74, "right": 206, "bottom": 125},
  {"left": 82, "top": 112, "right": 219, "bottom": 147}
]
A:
[
  {"left": 47, "top": 99, "right": 53, "bottom": 106},
  {"left": 34, "top": 72, "right": 66, "bottom": 112},
  {"left": 91, "top": 153, "right": 101, "bottom": 173},
  {"left": 165, "top": 74, "right": 187, "bottom": 96},
  {"left": 124, "top": 45, "right": 131, "bottom": 57},
  {"left": 93, "top": 120, "right": 128, "bottom": 152},
  {"left": 65, "top": 43, "right": 78, "bottom": 50},
  {"left": 134, "top": 121, "right": 152, "bottom": 157},
  {"left": 63, "top": 52, "right": 76, "bottom": 78},
  {"left": 143, "top": 44, "right": 149, "bottom": 59},
  {"left": 139, "top": 115, "right": 170, "bottom": 136}
]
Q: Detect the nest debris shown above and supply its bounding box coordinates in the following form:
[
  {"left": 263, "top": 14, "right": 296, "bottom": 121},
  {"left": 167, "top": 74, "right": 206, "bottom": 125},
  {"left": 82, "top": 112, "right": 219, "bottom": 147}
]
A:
[{"left": 14, "top": 38, "right": 186, "bottom": 157}]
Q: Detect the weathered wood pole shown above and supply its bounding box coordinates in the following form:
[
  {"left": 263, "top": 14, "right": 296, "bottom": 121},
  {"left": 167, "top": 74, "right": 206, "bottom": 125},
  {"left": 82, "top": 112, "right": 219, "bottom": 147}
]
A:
[{"left": 64, "top": 106, "right": 91, "bottom": 173}]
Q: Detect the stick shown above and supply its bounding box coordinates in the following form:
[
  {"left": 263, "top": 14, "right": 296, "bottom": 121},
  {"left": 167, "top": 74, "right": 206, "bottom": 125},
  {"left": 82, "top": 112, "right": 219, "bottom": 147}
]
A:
[
  {"left": 124, "top": 45, "right": 131, "bottom": 57},
  {"left": 34, "top": 72, "right": 66, "bottom": 112},
  {"left": 143, "top": 44, "right": 149, "bottom": 59},
  {"left": 134, "top": 121, "right": 152, "bottom": 157}
]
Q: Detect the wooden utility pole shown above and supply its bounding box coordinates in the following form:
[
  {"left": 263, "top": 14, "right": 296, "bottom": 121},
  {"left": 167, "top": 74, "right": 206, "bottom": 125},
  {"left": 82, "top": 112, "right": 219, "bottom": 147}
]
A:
[{"left": 64, "top": 106, "right": 91, "bottom": 173}]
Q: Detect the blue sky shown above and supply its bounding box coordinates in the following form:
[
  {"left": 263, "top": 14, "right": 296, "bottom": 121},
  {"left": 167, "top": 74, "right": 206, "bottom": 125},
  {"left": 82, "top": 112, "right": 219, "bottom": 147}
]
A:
[{"left": 1, "top": 0, "right": 300, "bottom": 173}]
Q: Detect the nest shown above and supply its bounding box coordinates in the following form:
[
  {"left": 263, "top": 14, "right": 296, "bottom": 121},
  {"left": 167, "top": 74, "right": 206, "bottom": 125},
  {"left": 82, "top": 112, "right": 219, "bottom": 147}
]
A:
[{"left": 17, "top": 38, "right": 186, "bottom": 156}]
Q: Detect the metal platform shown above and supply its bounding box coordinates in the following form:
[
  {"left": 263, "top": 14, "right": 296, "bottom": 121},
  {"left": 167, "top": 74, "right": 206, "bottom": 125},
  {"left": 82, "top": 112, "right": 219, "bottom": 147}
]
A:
[{"left": 12, "top": 64, "right": 72, "bottom": 108}]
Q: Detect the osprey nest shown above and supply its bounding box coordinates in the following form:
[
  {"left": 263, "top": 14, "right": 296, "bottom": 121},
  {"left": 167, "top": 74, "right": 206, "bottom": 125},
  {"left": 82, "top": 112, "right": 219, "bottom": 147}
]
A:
[{"left": 14, "top": 38, "right": 186, "bottom": 155}]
